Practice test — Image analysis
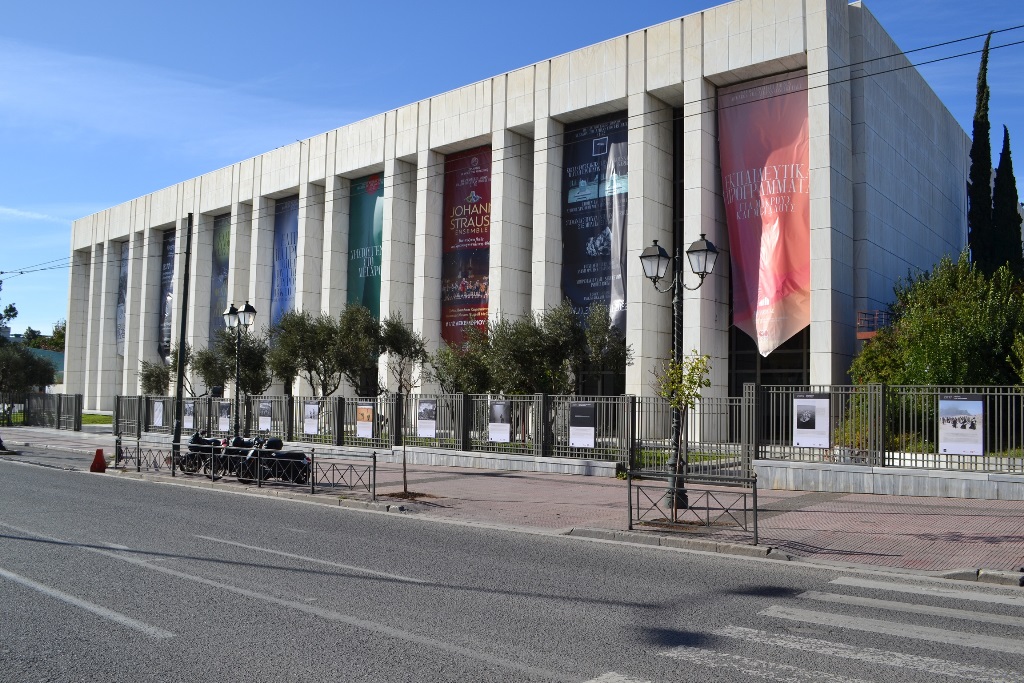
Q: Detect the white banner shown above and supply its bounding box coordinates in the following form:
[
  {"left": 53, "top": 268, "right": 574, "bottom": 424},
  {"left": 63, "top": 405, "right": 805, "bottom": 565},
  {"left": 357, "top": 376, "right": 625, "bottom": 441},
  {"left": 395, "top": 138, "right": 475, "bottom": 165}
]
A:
[
  {"left": 488, "top": 400, "right": 510, "bottom": 443},
  {"left": 303, "top": 402, "right": 320, "bottom": 435},
  {"left": 417, "top": 399, "right": 437, "bottom": 438},
  {"left": 793, "top": 393, "right": 829, "bottom": 448},
  {"left": 939, "top": 395, "right": 984, "bottom": 456}
]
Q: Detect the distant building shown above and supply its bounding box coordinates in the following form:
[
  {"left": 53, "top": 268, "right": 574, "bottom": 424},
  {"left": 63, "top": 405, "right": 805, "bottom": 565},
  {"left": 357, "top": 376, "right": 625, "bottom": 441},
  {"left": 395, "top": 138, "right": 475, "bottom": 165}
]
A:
[{"left": 67, "top": 0, "right": 969, "bottom": 411}]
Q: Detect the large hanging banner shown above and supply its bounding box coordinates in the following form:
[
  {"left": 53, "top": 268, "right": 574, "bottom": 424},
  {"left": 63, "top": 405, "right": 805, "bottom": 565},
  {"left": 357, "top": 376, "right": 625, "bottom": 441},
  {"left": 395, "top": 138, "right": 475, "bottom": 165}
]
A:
[
  {"left": 441, "top": 146, "right": 491, "bottom": 346},
  {"left": 718, "top": 72, "right": 811, "bottom": 357},
  {"left": 270, "top": 195, "right": 300, "bottom": 328},
  {"left": 158, "top": 230, "right": 175, "bottom": 362},
  {"left": 115, "top": 241, "right": 129, "bottom": 357},
  {"left": 561, "top": 113, "right": 628, "bottom": 331},
  {"left": 348, "top": 174, "right": 384, "bottom": 319},
  {"left": 209, "top": 213, "right": 231, "bottom": 342}
]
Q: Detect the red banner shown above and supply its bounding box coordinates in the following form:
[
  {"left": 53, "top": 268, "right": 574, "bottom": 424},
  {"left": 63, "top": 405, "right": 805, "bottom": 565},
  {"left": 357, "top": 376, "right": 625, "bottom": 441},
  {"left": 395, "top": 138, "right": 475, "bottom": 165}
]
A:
[
  {"left": 718, "top": 72, "right": 810, "bottom": 356},
  {"left": 441, "top": 146, "right": 491, "bottom": 346}
]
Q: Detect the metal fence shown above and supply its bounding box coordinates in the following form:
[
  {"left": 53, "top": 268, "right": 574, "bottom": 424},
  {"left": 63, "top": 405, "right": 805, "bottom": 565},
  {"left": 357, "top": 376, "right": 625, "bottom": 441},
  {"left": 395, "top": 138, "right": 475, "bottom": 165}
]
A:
[{"left": 1, "top": 392, "right": 82, "bottom": 430}]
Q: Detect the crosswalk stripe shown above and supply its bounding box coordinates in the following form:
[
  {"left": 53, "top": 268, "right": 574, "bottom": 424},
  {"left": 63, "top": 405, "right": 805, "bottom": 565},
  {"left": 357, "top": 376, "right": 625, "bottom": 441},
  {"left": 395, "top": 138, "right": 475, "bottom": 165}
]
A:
[
  {"left": 662, "top": 646, "right": 872, "bottom": 682},
  {"left": 761, "top": 605, "right": 1024, "bottom": 655},
  {"left": 714, "top": 625, "right": 1019, "bottom": 683},
  {"left": 800, "top": 590, "right": 1024, "bottom": 628},
  {"left": 582, "top": 673, "right": 651, "bottom": 683},
  {"left": 831, "top": 577, "right": 1024, "bottom": 608}
]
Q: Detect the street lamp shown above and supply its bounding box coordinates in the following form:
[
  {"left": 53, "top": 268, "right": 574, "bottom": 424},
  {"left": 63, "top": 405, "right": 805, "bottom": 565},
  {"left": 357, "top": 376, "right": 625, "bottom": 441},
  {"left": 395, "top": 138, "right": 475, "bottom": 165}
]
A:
[
  {"left": 638, "top": 234, "right": 719, "bottom": 514},
  {"left": 223, "top": 301, "right": 256, "bottom": 438}
]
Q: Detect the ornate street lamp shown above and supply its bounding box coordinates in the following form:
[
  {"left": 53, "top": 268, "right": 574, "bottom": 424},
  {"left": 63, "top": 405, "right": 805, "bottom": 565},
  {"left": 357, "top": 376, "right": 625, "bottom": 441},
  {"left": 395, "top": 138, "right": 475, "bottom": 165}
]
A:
[
  {"left": 223, "top": 301, "right": 256, "bottom": 438},
  {"left": 638, "top": 234, "right": 719, "bottom": 514}
]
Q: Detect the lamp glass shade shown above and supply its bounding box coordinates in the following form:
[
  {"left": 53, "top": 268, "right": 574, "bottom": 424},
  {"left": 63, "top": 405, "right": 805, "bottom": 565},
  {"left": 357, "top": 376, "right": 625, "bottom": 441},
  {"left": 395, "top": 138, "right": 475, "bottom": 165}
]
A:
[
  {"left": 238, "top": 301, "right": 257, "bottom": 328},
  {"left": 639, "top": 241, "right": 671, "bottom": 282},
  {"left": 685, "top": 234, "right": 719, "bottom": 278},
  {"left": 223, "top": 304, "right": 239, "bottom": 329}
]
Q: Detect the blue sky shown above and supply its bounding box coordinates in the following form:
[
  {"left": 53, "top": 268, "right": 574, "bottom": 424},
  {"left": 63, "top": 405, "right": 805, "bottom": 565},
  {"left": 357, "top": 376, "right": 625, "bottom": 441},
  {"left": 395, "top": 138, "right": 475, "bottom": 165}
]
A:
[{"left": 1, "top": 0, "right": 1021, "bottom": 336}]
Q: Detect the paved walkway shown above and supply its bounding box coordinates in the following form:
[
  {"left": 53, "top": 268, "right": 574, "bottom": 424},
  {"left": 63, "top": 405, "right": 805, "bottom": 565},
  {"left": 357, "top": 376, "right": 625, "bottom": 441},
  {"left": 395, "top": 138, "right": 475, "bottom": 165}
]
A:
[{"left": 3, "top": 425, "right": 1024, "bottom": 577}]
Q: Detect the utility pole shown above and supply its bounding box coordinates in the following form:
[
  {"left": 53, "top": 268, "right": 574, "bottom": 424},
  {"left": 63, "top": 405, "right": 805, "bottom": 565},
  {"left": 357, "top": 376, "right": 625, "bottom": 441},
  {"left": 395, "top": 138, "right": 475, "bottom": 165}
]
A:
[{"left": 170, "top": 213, "right": 194, "bottom": 475}]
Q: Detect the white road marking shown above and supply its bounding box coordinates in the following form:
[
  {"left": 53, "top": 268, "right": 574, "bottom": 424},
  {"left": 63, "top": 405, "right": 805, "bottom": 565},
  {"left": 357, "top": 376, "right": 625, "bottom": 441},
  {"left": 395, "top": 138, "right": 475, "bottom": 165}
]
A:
[
  {"left": 662, "top": 646, "right": 872, "bottom": 682},
  {"left": 582, "top": 673, "right": 651, "bottom": 683},
  {"left": 0, "top": 522, "right": 567, "bottom": 681},
  {"left": 0, "top": 565, "right": 173, "bottom": 639},
  {"left": 195, "top": 535, "right": 426, "bottom": 584},
  {"left": 761, "top": 605, "right": 1024, "bottom": 655},
  {"left": 800, "top": 590, "right": 1024, "bottom": 628},
  {"left": 715, "top": 625, "right": 1019, "bottom": 683},
  {"left": 831, "top": 577, "right": 1024, "bottom": 608}
]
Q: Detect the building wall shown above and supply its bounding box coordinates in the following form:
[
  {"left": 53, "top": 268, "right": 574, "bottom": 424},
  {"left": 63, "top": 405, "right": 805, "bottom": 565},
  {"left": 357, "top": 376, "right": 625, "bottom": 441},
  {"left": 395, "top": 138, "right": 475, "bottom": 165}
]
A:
[{"left": 66, "top": 0, "right": 968, "bottom": 408}]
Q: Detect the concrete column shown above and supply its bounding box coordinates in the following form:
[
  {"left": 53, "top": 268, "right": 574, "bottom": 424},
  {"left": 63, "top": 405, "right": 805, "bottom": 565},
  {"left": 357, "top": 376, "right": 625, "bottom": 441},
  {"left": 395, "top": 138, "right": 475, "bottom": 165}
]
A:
[
  {"left": 625, "top": 92, "right": 675, "bottom": 397},
  {"left": 412, "top": 149, "right": 444, "bottom": 353},
  {"left": 121, "top": 231, "right": 145, "bottom": 393},
  {"left": 83, "top": 242, "right": 104, "bottom": 408},
  {"left": 531, "top": 117, "right": 563, "bottom": 313},
  {"left": 137, "top": 226, "right": 168, "bottom": 381},
  {"left": 296, "top": 181, "right": 325, "bottom": 314},
  {"left": 187, "top": 212, "right": 214, "bottom": 356},
  {"left": 249, "top": 196, "right": 275, "bottom": 330},
  {"left": 807, "top": 0, "right": 856, "bottom": 384},
  {"left": 490, "top": 129, "right": 533, "bottom": 320},
  {"left": 94, "top": 239, "right": 123, "bottom": 410},
  {"left": 64, "top": 249, "right": 91, "bottom": 397},
  {"left": 321, "top": 175, "right": 349, "bottom": 318},
  {"left": 228, "top": 202, "right": 252, "bottom": 314},
  {"left": 378, "top": 159, "right": 417, "bottom": 393},
  {"left": 167, "top": 213, "right": 191, "bottom": 397}
]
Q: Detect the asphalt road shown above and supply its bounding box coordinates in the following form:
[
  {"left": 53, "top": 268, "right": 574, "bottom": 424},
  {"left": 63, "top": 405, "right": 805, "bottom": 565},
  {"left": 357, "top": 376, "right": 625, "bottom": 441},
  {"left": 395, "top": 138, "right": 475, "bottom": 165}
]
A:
[{"left": 2, "top": 459, "right": 1024, "bottom": 682}]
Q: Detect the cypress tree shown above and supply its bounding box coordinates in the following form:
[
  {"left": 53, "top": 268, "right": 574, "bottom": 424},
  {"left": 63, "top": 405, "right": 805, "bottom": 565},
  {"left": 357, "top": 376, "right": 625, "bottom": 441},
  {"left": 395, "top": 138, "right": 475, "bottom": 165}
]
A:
[
  {"left": 968, "top": 33, "right": 994, "bottom": 274},
  {"left": 993, "top": 125, "right": 1024, "bottom": 278}
]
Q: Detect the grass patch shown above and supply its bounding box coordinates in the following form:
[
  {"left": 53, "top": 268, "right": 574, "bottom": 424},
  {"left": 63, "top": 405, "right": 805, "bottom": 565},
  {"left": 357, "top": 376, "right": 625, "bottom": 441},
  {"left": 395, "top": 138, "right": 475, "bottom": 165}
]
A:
[{"left": 82, "top": 414, "right": 113, "bottom": 425}]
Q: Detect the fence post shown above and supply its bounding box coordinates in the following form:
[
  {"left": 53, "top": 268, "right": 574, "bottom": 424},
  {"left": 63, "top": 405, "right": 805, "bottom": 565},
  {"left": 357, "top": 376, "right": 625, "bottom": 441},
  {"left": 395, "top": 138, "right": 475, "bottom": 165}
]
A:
[
  {"left": 626, "top": 395, "right": 637, "bottom": 471},
  {"left": 878, "top": 383, "right": 887, "bottom": 468},
  {"left": 244, "top": 396, "right": 252, "bottom": 437},
  {"left": 542, "top": 394, "right": 552, "bottom": 458},
  {"left": 460, "top": 393, "right": 472, "bottom": 452},
  {"left": 24, "top": 393, "right": 31, "bottom": 427},
  {"left": 113, "top": 396, "right": 121, "bottom": 436},
  {"left": 393, "top": 393, "right": 404, "bottom": 448},
  {"left": 74, "top": 394, "right": 83, "bottom": 431},
  {"left": 285, "top": 396, "right": 294, "bottom": 442},
  {"left": 136, "top": 397, "right": 144, "bottom": 439},
  {"left": 533, "top": 394, "right": 544, "bottom": 458},
  {"left": 333, "top": 397, "right": 344, "bottom": 447}
]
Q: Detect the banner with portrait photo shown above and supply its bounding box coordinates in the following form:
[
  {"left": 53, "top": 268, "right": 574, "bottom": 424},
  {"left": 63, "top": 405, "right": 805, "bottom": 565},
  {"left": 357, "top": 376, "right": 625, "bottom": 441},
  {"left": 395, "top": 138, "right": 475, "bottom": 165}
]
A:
[
  {"left": 356, "top": 401, "right": 375, "bottom": 439},
  {"left": 939, "top": 394, "right": 984, "bottom": 456},
  {"left": 718, "top": 71, "right": 811, "bottom": 357},
  {"left": 270, "top": 195, "right": 300, "bottom": 328},
  {"left": 158, "top": 229, "right": 175, "bottom": 362},
  {"left": 417, "top": 399, "right": 437, "bottom": 439},
  {"left": 183, "top": 401, "right": 195, "bottom": 430},
  {"left": 218, "top": 401, "right": 231, "bottom": 432},
  {"left": 488, "top": 400, "right": 510, "bottom": 443},
  {"left": 441, "top": 146, "right": 491, "bottom": 346},
  {"left": 258, "top": 400, "right": 273, "bottom": 432},
  {"left": 209, "top": 213, "right": 231, "bottom": 342},
  {"left": 792, "top": 393, "right": 829, "bottom": 448},
  {"left": 568, "top": 402, "right": 596, "bottom": 448},
  {"left": 348, "top": 174, "right": 384, "bottom": 319},
  {"left": 115, "top": 241, "right": 129, "bottom": 357},
  {"left": 561, "top": 113, "right": 628, "bottom": 331}
]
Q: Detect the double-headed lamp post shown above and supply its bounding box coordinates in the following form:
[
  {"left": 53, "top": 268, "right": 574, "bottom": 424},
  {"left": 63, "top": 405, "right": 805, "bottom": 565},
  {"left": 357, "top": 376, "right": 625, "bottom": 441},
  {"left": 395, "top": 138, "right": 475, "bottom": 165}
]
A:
[
  {"left": 223, "top": 301, "right": 257, "bottom": 438},
  {"left": 638, "top": 234, "right": 719, "bottom": 511}
]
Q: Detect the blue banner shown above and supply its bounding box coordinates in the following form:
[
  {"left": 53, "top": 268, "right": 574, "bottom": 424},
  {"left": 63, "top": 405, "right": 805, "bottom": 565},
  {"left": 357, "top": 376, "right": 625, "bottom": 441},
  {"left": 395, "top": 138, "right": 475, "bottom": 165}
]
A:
[{"left": 270, "top": 196, "right": 299, "bottom": 328}]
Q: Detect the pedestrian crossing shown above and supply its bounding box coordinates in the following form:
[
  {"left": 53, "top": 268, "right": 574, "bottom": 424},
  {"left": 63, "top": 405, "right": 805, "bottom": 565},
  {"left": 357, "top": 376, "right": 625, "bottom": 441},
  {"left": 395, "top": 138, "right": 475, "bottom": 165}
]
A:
[{"left": 596, "top": 576, "right": 1024, "bottom": 683}]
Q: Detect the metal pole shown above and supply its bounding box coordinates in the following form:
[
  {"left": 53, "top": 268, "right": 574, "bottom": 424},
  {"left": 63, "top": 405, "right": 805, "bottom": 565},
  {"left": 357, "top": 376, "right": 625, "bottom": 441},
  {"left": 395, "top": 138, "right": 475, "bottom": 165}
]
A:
[
  {"left": 170, "top": 212, "right": 194, "bottom": 478},
  {"left": 233, "top": 324, "right": 241, "bottom": 438},
  {"left": 666, "top": 247, "right": 686, "bottom": 513}
]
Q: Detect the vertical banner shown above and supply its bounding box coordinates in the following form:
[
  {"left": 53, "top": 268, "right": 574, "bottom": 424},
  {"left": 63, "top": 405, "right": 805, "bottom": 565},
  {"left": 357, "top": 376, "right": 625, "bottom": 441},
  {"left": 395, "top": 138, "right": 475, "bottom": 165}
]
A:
[
  {"left": 939, "top": 395, "right": 984, "bottom": 456},
  {"left": 258, "top": 400, "right": 272, "bottom": 432},
  {"left": 270, "top": 195, "right": 300, "bottom": 328},
  {"left": 718, "top": 72, "right": 811, "bottom": 357},
  {"left": 115, "top": 241, "right": 128, "bottom": 357},
  {"left": 569, "top": 401, "right": 596, "bottom": 448},
  {"left": 441, "top": 146, "right": 491, "bottom": 346},
  {"left": 417, "top": 399, "right": 437, "bottom": 438},
  {"left": 348, "top": 174, "right": 384, "bottom": 319},
  {"left": 303, "top": 401, "right": 320, "bottom": 435},
  {"left": 152, "top": 401, "right": 164, "bottom": 428},
  {"left": 792, "top": 393, "right": 830, "bottom": 448},
  {"left": 218, "top": 401, "right": 231, "bottom": 432},
  {"left": 183, "top": 401, "right": 195, "bottom": 430},
  {"left": 488, "top": 400, "right": 510, "bottom": 443},
  {"left": 561, "top": 113, "right": 628, "bottom": 331},
  {"left": 209, "top": 213, "right": 231, "bottom": 341},
  {"left": 356, "top": 401, "right": 375, "bottom": 439},
  {"left": 158, "top": 230, "right": 175, "bottom": 362}
]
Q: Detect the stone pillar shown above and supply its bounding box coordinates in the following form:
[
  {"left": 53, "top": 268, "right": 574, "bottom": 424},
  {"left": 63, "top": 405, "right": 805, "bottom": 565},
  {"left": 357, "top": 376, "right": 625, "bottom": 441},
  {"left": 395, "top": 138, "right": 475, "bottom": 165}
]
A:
[
  {"left": 83, "top": 242, "right": 104, "bottom": 409},
  {"left": 490, "top": 129, "right": 533, "bottom": 320},
  {"left": 94, "top": 239, "right": 123, "bottom": 410},
  {"left": 249, "top": 196, "right": 275, "bottom": 331},
  {"left": 412, "top": 149, "right": 444, "bottom": 353},
  {"left": 228, "top": 202, "right": 252, "bottom": 314},
  {"left": 531, "top": 117, "right": 563, "bottom": 313},
  {"left": 121, "top": 231, "right": 145, "bottom": 394},
  {"left": 296, "top": 181, "right": 325, "bottom": 315},
  {"left": 380, "top": 158, "right": 418, "bottom": 392},
  {"left": 187, "top": 212, "right": 214, "bottom": 360},
  {"left": 137, "top": 226, "right": 168, "bottom": 387},
  {"left": 321, "top": 175, "right": 349, "bottom": 318},
  {"left": 64, "top": 249, "right": 91, "bottom": 398}
]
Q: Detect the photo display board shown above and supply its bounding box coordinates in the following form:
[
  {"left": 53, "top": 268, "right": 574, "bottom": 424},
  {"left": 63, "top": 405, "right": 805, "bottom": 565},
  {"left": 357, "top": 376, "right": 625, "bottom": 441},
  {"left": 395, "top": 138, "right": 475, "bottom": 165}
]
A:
[
  {"left": 417, "top": 399, "right": 437, "bottom": 438},
  {"left": 792, "top": 392, "right": 830, "bottom": 448},
  {"left": 209, "top": 213, "right": 231, "bottom": 341},
  {"left": 356, "top": 401, "right": 375, "bottom": 439},
  {"left": 183, "top": 401, "right": 195, "bottom": 430},
  {"left": 488, "top": 400, "right": 510, "bottom": 443},
  {"left": 561, "top": 112, "right": 628, "bottom": 331},
  {"left": 218, "top": 401, "right": 231, "bottom": 432},
  {"left": 347, "top": 174, "right": 384, "bottom": 318},
  {"left": 152, "top": 401, "right": 164, "bottom": 428},
  {"left": 303, "top": 401, "right": 320, "bottom": 435},
  {"left": 270, "top": 195, "right": 299, "bottom": 327},
  {"left": 441, "top": 146, "right": 491, "bottom": 346},
  {"left": 568, "top": 401, "right": 596, "bottom": 448},
  {"left": 718, "top": 72, "right": 811, "bottom": 357},
  {"left": 258, "top": 400, "right": 273, "bottom": 432},
  {"left": 939, "top": 394, "right": 984, "bottom": 456}
]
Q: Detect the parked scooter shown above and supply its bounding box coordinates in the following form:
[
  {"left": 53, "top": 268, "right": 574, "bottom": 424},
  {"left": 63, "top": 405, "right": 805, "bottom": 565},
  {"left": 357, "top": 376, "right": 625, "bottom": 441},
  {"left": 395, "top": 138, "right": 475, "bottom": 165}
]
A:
[
  {"left": 177, "top": 430, "right": 223, "bottom": 474},
  {"left": 237, "top": 436, "right": 310, "bottom": 485}
]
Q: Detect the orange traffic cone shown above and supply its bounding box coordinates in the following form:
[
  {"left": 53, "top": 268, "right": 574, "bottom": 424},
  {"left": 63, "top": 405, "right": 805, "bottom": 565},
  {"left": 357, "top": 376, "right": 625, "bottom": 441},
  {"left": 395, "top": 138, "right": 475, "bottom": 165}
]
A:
[{"left": 90, "top": 448, "right": 106, "bottom": 473}]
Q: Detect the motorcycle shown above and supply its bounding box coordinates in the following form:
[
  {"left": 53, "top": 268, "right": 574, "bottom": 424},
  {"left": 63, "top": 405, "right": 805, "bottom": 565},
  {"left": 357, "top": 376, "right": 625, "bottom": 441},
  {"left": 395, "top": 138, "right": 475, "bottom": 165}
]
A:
[
  {"left": 237, "top": 436, "right": 311, "bottom": 485},
  {"left": 177, "top": 431, "right": 223, "bottom": 475}
]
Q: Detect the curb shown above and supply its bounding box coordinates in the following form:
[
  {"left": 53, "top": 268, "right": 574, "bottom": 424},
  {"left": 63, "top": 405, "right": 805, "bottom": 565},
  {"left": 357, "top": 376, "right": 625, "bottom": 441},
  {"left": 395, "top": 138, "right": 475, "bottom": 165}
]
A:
[{"left": 565, "top": 527, "right": 790, "bottom": 561}]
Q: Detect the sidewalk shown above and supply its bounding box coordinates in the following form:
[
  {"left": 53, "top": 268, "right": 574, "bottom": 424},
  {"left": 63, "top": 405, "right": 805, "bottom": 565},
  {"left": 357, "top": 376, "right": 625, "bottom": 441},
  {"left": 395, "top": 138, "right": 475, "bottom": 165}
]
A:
[{"left": 3, "top": 426, "right": 1024, "bottom": 579}]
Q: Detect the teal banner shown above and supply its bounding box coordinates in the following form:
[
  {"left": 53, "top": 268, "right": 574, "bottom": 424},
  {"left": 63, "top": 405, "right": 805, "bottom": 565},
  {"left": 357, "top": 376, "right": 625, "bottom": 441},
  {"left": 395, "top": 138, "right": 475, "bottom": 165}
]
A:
[
  {"left": 347, "top": 174, "right": 384, "bottom": 318},
  {"left": 209, "top": 213, "right": 231, "bottom": 341}
]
